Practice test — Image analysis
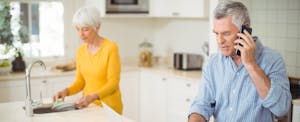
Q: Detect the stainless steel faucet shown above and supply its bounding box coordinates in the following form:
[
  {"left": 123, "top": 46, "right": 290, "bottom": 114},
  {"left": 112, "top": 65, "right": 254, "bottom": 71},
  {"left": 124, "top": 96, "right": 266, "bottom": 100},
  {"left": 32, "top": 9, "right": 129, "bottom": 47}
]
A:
[{"left": 25, "top": 60, "right": 46, "bottom": 117}]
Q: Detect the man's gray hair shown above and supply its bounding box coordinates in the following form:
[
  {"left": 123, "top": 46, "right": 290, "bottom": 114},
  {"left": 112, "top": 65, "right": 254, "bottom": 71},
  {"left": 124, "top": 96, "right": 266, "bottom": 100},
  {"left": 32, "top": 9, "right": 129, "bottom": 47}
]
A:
[{"left": 214, "top": 0, "right": 250, "bottom": 29}]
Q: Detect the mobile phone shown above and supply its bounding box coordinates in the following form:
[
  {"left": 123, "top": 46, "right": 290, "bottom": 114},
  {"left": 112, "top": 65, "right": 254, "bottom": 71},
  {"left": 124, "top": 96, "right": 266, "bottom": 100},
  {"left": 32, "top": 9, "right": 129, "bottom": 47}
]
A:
[{"left": 236, "top": 25, "right": 252, "bottom": 56}]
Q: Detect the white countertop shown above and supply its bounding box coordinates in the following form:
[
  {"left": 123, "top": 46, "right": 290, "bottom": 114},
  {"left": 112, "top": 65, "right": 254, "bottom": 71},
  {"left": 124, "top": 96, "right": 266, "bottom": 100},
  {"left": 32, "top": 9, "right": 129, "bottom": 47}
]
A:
[
  {"left": 0, "top": 69, "right": 75, "bottom": 81},
  {"left": 293, "top": 99, "right": 300, "bottom": 106},
  {"left": 120, "top": 62, "right": 202, "bottom": 81},
  {"left": 0, "top": 101, "right": 133, "bottom": 122},
  {"left": 0, "top": 63, "right": 202, "bottom": 82},
  {"left": 140, "top": 65, "right": 201, "bottom": 81}
]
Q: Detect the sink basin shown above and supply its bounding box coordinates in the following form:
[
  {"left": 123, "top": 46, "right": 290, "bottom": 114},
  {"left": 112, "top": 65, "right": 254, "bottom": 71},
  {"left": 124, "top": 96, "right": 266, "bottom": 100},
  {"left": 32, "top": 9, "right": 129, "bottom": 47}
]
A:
[
  {"left": 33, "top": 106, "right": 54, "bottom": 114},
  {"left": 22, "top": 103, "right": 77, "bottom": 114},
  {"left": 22, "top": 103, "right": 54, "bottom": 114}
]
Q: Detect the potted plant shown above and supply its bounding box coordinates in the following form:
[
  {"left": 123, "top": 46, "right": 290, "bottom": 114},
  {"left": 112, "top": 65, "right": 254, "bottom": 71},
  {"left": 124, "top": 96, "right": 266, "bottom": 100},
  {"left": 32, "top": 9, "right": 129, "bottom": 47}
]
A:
[
  {"left": 0, "top": 45, "right": 15, "bottom": 74},
  {"left": 0, "top": 2, "right": 14, "bottom": 74},
  {"left": 0, "top": 1, "right": 28, "bottom": 73},
  {"left": 0, "top": 2, "right": 13, "bottom": 45},
  {"left": 12, "top": 48, "right": 26, "bottom": 72}
]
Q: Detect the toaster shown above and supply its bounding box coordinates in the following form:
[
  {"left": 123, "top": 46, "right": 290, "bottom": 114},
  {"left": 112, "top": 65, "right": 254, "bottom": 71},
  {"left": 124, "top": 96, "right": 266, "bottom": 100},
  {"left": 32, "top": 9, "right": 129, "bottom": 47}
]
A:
[{"left": 173, "top": 53, "right": 203, "bottom": 70}]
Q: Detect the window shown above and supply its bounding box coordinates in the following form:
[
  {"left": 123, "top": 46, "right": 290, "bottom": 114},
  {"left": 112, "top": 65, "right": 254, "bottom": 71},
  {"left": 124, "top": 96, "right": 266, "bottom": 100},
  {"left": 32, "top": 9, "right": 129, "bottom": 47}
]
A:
[{"left": 9, "top": 1, "right": 64, "bottom": 58}]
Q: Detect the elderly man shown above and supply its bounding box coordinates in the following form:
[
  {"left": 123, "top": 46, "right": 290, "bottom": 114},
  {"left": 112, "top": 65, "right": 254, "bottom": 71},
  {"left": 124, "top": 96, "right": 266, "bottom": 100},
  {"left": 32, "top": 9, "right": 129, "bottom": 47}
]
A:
[{"left": 188, "top": 1, "right": 291, "bottom": 122}]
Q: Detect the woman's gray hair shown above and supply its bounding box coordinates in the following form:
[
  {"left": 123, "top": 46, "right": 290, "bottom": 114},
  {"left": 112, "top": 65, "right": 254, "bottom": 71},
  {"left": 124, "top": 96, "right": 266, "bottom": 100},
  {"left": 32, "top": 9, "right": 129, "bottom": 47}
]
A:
[
  {"left": 214, "top": 0, "right": 250, "bottom": 29},
  {"left": 72, "top": 6, "right": 101, "bottom": 31}
]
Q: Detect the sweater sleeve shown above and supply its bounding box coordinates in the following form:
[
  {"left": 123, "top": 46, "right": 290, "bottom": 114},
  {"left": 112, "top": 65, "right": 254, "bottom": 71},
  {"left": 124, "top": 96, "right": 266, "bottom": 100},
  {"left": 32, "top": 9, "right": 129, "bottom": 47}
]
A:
[
  {"left": 67, "top": 50, "right": 85, "bottom": 95},
  {"left": 96, "top": 43, "right": 121, "bottom": 99}
]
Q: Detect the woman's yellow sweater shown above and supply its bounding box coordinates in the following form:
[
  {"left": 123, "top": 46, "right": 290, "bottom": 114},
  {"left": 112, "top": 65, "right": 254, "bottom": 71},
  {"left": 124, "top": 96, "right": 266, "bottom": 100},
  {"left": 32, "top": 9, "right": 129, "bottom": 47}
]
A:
[{"left": 67, "top": 38, "right": 123, "bottom": 114}]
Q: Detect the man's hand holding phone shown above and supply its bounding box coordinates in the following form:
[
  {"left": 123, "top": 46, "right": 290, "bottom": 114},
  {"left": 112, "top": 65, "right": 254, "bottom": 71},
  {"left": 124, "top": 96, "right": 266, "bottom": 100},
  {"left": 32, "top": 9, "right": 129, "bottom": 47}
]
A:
[
  {"left": 234, "top": 25, "right": 256, "bottom": 67},
  {"left": 235, "top": 25, "right": 252, "bottom": 56}
]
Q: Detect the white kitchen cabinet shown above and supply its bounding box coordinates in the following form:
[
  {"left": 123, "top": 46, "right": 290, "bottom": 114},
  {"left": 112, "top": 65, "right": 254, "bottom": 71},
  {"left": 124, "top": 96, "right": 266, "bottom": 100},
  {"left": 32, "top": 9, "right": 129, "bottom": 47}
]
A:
[
  {"left": 140, "top": 70, "right": 167, "bottom": 122},
  {"left": 120, "top": 70, "right": 140, "bottom": 122},
  {"left": 150, "top": 0, "right": 208, "bottom": 18},
  {"left": 139, "top": 70, "right": 199, "bottom": 122},
  {"left": 0, "top": 75, "right": 75, "bottom": 103},
  {"left": 167, "top": 77, "right": 198, "bottom": 122},
  {"left": 0, "top": 78, "right": 42, "bottom": 103},
  {"left": 293, "top": 104, "right": 300, "bottom": 122}
]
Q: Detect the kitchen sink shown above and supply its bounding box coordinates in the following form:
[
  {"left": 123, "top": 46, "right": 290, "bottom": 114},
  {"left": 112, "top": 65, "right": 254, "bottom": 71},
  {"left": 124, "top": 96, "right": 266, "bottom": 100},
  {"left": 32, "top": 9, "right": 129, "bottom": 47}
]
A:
[
  {"left": 22, "top": 103, "right": 55, "bottom": 114},
  {"left": 33, "top": 106, "right": 54, "bottom": 114},
  {"left": 22, "top": 103, "right": 77, "bottom": 114}
]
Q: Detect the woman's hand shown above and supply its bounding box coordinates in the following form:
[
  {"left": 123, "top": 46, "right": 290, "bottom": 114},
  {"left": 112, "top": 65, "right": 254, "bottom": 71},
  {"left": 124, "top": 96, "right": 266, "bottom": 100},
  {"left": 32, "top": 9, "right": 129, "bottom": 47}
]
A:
[
  {"left": 53, "top": 88, "right": 69, "bottom": 102},
  {"left": 75, "top": 93, "right": 99, "bottom": 108}
]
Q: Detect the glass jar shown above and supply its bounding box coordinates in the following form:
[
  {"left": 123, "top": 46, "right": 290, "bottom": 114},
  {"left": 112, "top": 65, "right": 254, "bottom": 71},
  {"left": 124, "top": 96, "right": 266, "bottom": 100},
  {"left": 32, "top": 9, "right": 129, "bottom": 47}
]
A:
[{"left": 138, "top": 39, "right": 153, "bottom": 67}]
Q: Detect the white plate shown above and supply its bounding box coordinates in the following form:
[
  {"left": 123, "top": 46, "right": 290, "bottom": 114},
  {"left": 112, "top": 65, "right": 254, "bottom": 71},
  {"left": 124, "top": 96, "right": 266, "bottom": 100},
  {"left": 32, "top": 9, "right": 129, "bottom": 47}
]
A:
[{"left": 51, "top": 103, "right": 76, "bottom": 112}]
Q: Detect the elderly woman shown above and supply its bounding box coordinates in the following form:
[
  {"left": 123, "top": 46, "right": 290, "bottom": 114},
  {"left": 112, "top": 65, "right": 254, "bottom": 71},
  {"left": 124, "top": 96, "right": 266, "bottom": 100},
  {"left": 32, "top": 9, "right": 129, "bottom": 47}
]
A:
[{"left": 53, "top": 6, "right": 122, "bottom": 114}]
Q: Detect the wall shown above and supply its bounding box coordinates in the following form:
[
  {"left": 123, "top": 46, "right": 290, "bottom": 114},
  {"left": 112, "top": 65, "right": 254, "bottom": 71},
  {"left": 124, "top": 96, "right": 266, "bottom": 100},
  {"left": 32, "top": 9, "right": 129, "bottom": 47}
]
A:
[
  {"left": 249, "top": 0, "right": 300, "bottom": 77},
  {"left": 101, "top": 18, "right": 155, "bottom": 61},
  {"left": 101, "top": 18, "right": 209, "bottom": 64},
  {"left": 152, "top": 19, "right": 209, "bottom": 57},
  {"left": 63, "top": 0, "right": 84, "bottom": 59}
]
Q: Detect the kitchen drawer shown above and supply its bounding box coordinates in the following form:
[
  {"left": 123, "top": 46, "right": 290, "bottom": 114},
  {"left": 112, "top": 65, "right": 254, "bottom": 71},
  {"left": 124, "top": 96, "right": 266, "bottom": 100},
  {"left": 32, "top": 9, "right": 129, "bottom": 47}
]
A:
[
  {"left": 167, "top": 112, "right": 189, "bottom": 122},
  {"left": 167, "top": 97, "right": 192, "bottom": 122},
  {"left": 0, "top": 79, "right": 42, "bottom": 102},
  {"left": 168, "top": 94, "right": 193, "bottom": 114},
  {"left": 293, "top": 104, "right": 300, "bottom": 122},
  {"left": 167, "top": 78, "right": 198, "bottom": 122},
  {"left": 168, "top": 79, "right": 198, "bottom": 94}
]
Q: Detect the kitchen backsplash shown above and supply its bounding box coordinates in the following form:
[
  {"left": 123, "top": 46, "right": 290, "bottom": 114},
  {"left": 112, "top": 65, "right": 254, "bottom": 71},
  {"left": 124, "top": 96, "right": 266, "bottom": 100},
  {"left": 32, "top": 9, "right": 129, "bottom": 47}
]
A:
[
  {"left": 101, "top": 18, "right": 209, "bottom": 61},
  {"left": 250, "top": 0, "right": 300, "bottom": 77}
]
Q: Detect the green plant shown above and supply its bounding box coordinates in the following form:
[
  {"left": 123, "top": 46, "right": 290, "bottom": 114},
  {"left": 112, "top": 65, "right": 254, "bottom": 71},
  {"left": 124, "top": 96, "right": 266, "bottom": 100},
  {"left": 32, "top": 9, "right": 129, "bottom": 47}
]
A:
[
  {"left": 0, "top": 1, "right": 13, "bottom": 46},
  {"left": 0, "top": 2, "right": 28, "bottom": 59},
  {"left": 0, "top": 44, "right": 15, "bottom": 59},
  {"left": 0, "top": 59, "right": 10, "bottom": 67},
  {"left": 0, "top": 1, "right": 15, "bottom": 59}
]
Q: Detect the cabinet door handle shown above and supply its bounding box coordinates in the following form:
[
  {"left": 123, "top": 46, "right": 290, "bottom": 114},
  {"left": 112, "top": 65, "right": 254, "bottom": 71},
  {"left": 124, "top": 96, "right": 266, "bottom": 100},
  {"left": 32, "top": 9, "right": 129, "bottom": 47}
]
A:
[
  {"left": 186, "top": 83, "right": 191, "bottom": 87},
  {"left": 42, "top": 80, "right": 47, "bottom": 83},
  {"left": 172, "top": 12, "right": 179, "bottom": 16},
  {"left": 186, "top": 98, "right": 190, "bottom": 102},
  {"left": 162, "top": 78, "right": 167, "bottom": 81}
]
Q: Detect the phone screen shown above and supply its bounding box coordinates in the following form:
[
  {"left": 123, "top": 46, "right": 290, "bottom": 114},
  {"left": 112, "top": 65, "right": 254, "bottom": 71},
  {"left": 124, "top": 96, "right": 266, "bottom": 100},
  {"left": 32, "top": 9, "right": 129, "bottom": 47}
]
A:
[{"left": 236, "top": 25, "right": 252, "bottom": 56}]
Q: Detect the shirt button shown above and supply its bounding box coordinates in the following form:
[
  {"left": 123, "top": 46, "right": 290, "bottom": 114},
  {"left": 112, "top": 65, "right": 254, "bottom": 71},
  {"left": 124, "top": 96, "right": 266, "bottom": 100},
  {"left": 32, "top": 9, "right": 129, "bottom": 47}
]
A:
[{"left": 229, "top": 107, "right": 233, "bottom": 111}]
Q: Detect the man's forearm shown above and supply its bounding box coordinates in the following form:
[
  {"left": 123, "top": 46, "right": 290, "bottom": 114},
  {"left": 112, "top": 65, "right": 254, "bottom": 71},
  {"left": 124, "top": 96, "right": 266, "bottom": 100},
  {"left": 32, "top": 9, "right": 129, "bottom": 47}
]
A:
[
  {"left": 188, "top": 113, "right": 206, "bottom": 122},
  {"left": 245, "top": 63, "right": 271, "bottom": 99}
]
